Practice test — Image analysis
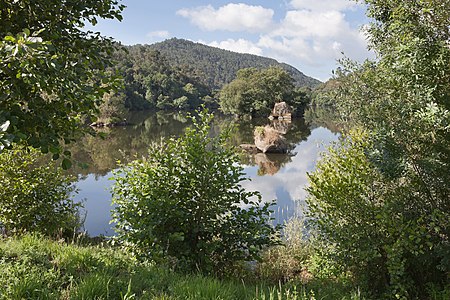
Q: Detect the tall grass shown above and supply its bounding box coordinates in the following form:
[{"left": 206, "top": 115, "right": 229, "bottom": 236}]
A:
[{"left": 0, "top": 234, "right": 370, "bottom": 299}]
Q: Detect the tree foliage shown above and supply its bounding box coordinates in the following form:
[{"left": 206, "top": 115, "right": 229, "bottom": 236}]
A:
[
  {"left": 108, "top": 45, "right": 210, "bottom": 112},
  {"left": 308, "top": 0, "right": 450, "bottom": 298},
  {"left": 112, "top": 109, "right": 280, "bottom": 274},
  {"left": 0, "top": 148, "right": 81, "bottom": 237},
  {"left": 0, "top": 0, "right": 124, "bottom": 158},
  {"left": 219, "top": 67, "right": 310, "bottom": 117}
]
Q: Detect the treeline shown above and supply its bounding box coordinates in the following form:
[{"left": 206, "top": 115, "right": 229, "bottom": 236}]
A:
[
  {"left": 99, "top": 42, "right": 318, "bottom": 121},
  {"left": 219, "top": 67, "right": 311, "bottom": 117},
  {"left": 307, "top": 0, "right": 450, "bottom": 298}
]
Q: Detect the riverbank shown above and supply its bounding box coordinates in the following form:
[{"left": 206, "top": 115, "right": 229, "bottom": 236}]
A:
[{"left": 0, "top": 234, "right": 362, "bottom": 300}]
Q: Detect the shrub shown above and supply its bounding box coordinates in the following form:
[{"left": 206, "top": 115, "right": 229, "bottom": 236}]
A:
[
  {"left": 306, "top": 130, "right": 450, "bottom": 298},
  {"left": 0, "top": 148, "right": 82, "bottom": 237},
  {"left": 111, "top": 108, "right": 280, "bottom": 274}
]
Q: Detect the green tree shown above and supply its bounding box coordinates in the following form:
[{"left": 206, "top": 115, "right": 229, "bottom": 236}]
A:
[
  {"left": 308, "top": 0, "right": 450, "bottom": 298},
  {"left": 0, "top": 148, "right": 81, "bottom": 237},
  {"left": 112, "top": 109, "right": 280, "bottom": 274},
  {"left": 0, "top": 0, "right": 125, "bottom": 160},
  {"left": 97, "top": 91, "right": 127, "bottom": 124},
  {"left": 219, "top": 67, "right": 307, "bottom": 117}
]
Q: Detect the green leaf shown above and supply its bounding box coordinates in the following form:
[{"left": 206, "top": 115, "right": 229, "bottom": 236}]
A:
[
  {"left": 0, "top": 121, "right": 10, "bottom": 132},
  {"left": 62, "top": 158, "right": 72, "bottom": 170},
  {"left": 4, "top": 36, "right": 15, "bottom": 42}
]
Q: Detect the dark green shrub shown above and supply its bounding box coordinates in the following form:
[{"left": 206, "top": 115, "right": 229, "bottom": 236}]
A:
[
  {"left": 0, "top": 148, "right": 81, "bottom": 237},
  {"left": 112, "top": 109, "right": 280, "bottom": 274}
]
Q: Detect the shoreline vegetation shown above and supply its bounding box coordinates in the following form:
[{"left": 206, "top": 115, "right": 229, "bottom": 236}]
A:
[{"left": 0, "top": 234, "right": 363, "bottom": 300}]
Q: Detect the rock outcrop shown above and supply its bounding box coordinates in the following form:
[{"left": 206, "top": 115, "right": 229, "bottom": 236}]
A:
[
  {"left": 254, "top": 126, "right": 288, "bottom": 153},
  {"left": 270, "top": 102, "right": 292, "bottom": 120},
  {"left": 270, "top": 119, "right": 291, "bottom": 134},
  {"left": 239, "top": 144, "right": 260, "bottom": 154}
]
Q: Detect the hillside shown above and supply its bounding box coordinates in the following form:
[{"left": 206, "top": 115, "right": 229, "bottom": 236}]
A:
[
  {"left": 148, "top": 38, "right": 321, "bottom": 89},
  {"left": 98, "top": 40, "right": 321, "bottom": 118}
]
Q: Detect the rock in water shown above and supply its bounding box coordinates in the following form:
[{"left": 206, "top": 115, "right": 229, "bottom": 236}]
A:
[
  {"left": 270, "top": 119, "right": 291, "bottom": 134},
  {"left": 271, "top": 102, "right": 292, "bottom": 120},
  {"left": 254, "top": 126, "right": 288, "bottom": 153}
]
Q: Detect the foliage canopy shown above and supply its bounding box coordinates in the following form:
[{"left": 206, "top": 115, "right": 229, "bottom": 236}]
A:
[
  {"left": 0, "top": 0, "right": 124, "bottom": 160},
  {"left": 219, "top": 67, "right": 310, "bottom": 117}
]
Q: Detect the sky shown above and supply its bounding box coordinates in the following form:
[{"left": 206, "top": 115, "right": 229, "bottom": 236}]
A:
[{"left": 88, "top": 0, "right": 374, "bottom": 81}]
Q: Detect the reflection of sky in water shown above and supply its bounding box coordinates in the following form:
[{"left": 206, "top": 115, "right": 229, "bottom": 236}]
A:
[
  {"left": 74, "top": 127, "right": 339, "bottom": 236},
  {"left": 241, "top": 127, "right": 339, "bottom": 223},
  {"left": 74, "top": 173, "right": 116, "bottom": 236}
]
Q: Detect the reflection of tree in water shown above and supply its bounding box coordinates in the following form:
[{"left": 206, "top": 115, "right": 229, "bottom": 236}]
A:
[
  {"left": 68, "top": 112, "right": 193, "bottom": 177},
  {"left": 303, "top": 106, "right": 341, "bottom": 134},
  {"left": 67, "top": 109, "right": 335, "bottom": 178}
]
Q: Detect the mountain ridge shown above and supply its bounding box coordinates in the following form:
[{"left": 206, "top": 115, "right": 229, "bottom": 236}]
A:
[{"left": 146, "top": 38, "right": 321, "bottom": 89}]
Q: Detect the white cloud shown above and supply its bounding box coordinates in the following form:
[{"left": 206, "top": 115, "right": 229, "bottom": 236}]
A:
[
  {"left": 257, "top": 9, "right": 369, "bottom": 65},
  {"left": 290, "top": 0, "right": 358, "bottom": 11},
  {"left": 177, "top": 1, "right": 372, "bottom": 80},
  {"left": 275, "top": 10, "right": 348, "bottom": 38},
  {"left": 206, "top": 38, "right": 263, "bottom": 55},
  {"left": 147, "top": 30, "right": 170, "bottom": 39},
  {"left": 177, "top": 3, "right": 274, "bottom": 32}
]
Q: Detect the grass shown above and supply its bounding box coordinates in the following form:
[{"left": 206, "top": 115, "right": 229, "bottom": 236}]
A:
[{"left": 0, "top": 234, "right": 366, "bottom": 300}]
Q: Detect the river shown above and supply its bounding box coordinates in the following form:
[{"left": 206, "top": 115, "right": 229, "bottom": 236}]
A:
[{"left": 69, "top": 108, "right": 340, "bottom": 236}]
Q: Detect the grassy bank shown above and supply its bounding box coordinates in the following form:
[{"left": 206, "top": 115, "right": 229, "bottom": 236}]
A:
[{"left": 0, "top": 234, "right": 363, "bottom": 300}]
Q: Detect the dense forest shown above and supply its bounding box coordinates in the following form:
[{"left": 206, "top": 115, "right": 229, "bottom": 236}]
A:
[
  {"left": 99, "top": 40, "right": 319, "bottom": 121},
  {"left": 149, "top": 38, "right": 321, "bottom": 89},
  {"left": 105, "top": 45, "right": 211, "bottom": 113}
]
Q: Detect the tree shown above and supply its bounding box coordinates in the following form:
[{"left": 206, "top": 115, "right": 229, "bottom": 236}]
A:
[
  {"left": 111, "top": 109, "right": 280, "bottom": 274},
  {"left": 97, "top": 91, "right": 127, "bottom": 124},
  {"left": 219, "top": 67, "right": 307, "bottom": 117},
  {"left": 0, "top": 0, "right": 125, "bottom": 162},
  {"left": 308, "top": 0, "right": 450, "bottom": 298}
]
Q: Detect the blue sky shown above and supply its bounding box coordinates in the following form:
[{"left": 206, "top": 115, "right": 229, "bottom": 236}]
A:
[{"left": 88, "top": 0, "right": 373, "bottom": 81}]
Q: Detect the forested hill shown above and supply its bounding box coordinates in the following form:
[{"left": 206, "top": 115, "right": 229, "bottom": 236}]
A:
[{"left": 147, "top": 38, "right": 321, "bottom": 89}]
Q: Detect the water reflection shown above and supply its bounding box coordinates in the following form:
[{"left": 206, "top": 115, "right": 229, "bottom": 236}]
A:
[
  {"left": 71, "top": 108, "right": 339, "bottom": 236},
  {"left": 241, "top": 127, "right": 338, "bottom": 224}
]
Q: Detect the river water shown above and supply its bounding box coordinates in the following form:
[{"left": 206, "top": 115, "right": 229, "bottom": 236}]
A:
[{"left": 69, "top": 108, "right": 340, "bottom": 236}]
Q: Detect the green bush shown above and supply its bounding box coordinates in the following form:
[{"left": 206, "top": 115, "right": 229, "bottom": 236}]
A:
[
  {"left": 306, "top": 130, "right": 449, "bottom": 298},
  {"left": 308, "top": 1, "right": 449, "bottom": 298},
  {"left": 112, "top": 109, "right": 280, "bottom": 274},
  {"left": 0, "top": 148, "right": 81, "bottom": 237}
]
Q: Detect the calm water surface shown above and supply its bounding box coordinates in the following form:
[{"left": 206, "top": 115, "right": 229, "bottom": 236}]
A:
[{"left": 70, "top": 108, "right": 340, "bottom": 236}]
